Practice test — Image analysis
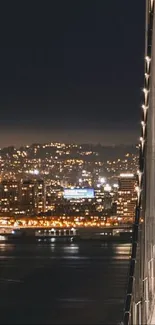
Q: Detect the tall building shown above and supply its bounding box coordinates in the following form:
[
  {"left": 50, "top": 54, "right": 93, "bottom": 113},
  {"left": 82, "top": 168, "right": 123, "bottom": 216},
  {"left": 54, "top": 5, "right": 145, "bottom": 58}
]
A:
[
  {"left": 20, "top": 179, "right": 46, "bottom": 215},
  {"left": 35, "top": 180, "right": 46, "bottom": 214},
  {"left": 0, "top": 180, "right": 20, "bottom": 215},
  {"left": 116, "top": 173, "right": 137, "bottom": 218}
]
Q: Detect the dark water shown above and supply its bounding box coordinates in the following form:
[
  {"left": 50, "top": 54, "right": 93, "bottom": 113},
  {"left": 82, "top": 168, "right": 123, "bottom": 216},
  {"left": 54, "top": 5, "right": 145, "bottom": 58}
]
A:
[{"left": 0, "top": 241, "right": 131, "bottom": 324}]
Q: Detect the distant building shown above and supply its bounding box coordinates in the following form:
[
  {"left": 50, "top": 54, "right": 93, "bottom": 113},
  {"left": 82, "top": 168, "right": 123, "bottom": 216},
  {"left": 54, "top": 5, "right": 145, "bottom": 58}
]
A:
[
  {"left": 0, "top": 179, "right": 46, "bottom": 216},
  {"left": 36, "top": 180, "right": 46, "bottom": 213},
  {"left": 116, "top": 173, "right": 137, "bottom": 218},
  {"left": 20, "top": 179, "right": 46, "bottom": 215},
  {"left": 0, "top": 180, "right": 20, "bottom": 214}
]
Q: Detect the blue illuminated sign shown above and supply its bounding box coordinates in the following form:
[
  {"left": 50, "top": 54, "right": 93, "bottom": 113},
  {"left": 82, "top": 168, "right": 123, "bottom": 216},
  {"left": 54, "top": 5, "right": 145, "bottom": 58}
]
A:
[{"left": 63, "top": 188, "right": 94, "bottom": 199}]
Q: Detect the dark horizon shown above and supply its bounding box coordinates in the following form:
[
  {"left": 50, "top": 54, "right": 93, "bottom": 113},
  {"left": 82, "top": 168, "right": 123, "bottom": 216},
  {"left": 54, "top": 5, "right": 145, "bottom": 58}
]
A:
[
  {"left": 0, "top": 0, "right": 145, "bottom": 146},
  {"left": 0, "top": 127, "right": 139, "bottom": 148}
]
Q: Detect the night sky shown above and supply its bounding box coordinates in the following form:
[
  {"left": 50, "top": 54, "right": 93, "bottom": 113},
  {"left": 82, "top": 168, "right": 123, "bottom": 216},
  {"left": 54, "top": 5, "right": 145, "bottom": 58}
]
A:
[{"left": 0, "top": 1, "right": 145, "bottom": 147}]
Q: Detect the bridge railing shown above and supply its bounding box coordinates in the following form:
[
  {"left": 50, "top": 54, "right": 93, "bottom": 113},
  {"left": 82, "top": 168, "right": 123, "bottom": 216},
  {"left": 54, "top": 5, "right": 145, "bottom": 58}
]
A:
[
  {"left": 122, "top": 213, "right": 155, "bottom": 325},
  {"left": 122, "top": 207, "right": 142, "bottom": 325}
]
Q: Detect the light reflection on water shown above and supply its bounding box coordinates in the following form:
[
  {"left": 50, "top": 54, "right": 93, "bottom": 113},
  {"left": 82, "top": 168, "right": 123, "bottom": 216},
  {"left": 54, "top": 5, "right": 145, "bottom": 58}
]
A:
[
  {"left": 114, "top": 243, "right": 131, "bottom": 256},
  {"left": 0, "top": 255, "right": 131, "bottom": 261},
  {"left": 0, "top": 241, "right": 131, "bottom": 324},
  {"left": 0, "top": 242, "right": 131, "bottom": 261},
  {"left": 63, "top": 243, "right": 79, "bottom": 253},
  {"left": 0, "top": 243, "right": 15, "bottom": 252}
]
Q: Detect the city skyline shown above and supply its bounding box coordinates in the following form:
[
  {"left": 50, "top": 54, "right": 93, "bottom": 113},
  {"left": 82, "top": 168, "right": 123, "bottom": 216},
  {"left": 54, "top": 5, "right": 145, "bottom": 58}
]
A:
[
  {"left": 0, "top": 140, "right": 137, "bottom": 220},
  {"left": 0, "top": 1, "right": 144, "bottom": 146}
]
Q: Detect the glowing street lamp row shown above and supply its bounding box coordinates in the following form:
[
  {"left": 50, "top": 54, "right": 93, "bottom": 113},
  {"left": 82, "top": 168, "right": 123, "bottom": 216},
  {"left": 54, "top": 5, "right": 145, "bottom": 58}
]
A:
[{"left": 137, "top": 0, "right": 154, "bottom": 204}]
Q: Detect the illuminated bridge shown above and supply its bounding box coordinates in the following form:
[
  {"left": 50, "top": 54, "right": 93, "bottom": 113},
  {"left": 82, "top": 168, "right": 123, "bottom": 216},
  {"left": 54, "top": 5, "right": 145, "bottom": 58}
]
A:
[
  {"left": 122, "top": 0, "right": 155, "bottom": 324},
  {"left": 0, "top": 224, "right": 132, "bottom": 241}
]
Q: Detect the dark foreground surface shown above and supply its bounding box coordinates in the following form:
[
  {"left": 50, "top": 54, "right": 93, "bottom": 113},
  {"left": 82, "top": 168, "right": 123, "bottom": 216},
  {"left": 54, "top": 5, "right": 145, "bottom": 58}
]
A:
[{"left": 0, "top": 241, "right": 130, "bottom": 324}]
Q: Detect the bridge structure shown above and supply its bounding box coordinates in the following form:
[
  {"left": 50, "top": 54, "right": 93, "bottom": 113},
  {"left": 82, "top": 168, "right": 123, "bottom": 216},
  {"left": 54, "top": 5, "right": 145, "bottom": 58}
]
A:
[{"left": 123, "top": 0, "right": 155, "bottom": 324}]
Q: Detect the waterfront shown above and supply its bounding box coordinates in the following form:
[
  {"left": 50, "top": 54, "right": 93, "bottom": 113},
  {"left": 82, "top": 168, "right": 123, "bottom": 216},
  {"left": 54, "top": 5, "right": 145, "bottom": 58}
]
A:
[{"left": 0, "top": 241, "right": 131, "bottom": 324}]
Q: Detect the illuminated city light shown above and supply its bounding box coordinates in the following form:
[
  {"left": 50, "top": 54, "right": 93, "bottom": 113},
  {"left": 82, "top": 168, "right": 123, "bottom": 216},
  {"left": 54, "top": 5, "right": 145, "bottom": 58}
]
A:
[
  {"left": 135, "top": 186, "right": 141, "bottom": 193},
  {"left": 141, "top": 121, "right": 146, "bottom": 137},
  {"left": 113, "top": 184, "right": 119, "bottom": 188},
  {"left": 29, "top": 169, "right": 39, "bottom": 175},
  {"left": 142, "top": 104, "right": 148, "bottom": 120},
  {"left": 145, "top": 56, "right": 151, "bottom": 72},
  {"left": 145, "top": 73, "right": 149, "bottom": 83},
  {"left": 140, "top": 137, "right": 144, "bottom": 142},
  {"left": 104, "top": 184, "right": 112, "bottom": 192},
  {"left": 140, "top": 137, "right": 145, "bottom": 150},
  {"left": 135, "top": 186, "right": 141, "bottom": 203},
  {"left": 99, "top": 177, "right": 106, "bottom": 184},
  {"left": 143, "top": 88, "right": 149, "bottom": 103},
  {"left": 0, "top": 141, "right": 138, "bottom": 228},
  {"left": 120, "top": 173, "right": 134, "bottom": 178},
  {"left": 142, "top": 104, "right": 148, "bottom": 110},
  {"left": 138, "top": 172, "right": 142, "bottom": 187},
  {"left": 145, "top": 56, "right": 151, "bottom": 63}
]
